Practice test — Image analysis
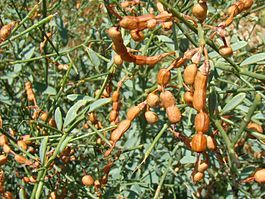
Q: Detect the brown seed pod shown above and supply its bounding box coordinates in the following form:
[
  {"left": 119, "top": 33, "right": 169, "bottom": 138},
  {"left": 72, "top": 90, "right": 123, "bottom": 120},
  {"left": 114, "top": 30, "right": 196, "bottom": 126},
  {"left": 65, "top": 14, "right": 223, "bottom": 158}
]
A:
[
  {"left": 40, "top": 112, "right": 49, "bottom": 121},
  {"left": 193, "top": 89, "right": 206, "bottom": 112},
  {"left": 114, "top": 54, "right": 123, "bottom": 66},
  {"left": 242, "top": 0, "right": 253, "bottom": 10},
  {"left": 88, "top": 113, "right": 97, "bottom": 124},
  {"left": 254, "top": 169, "right": 265, "bottom": 183},
  {"left": 0, "top": 22, "right": 16, "bottom": 42},
  {"left": 3, "top": 144, "right": 11, "bottom": 154},
  {"left": 183, "top": 64, "right": 198, "bottom": 85},
  {"left": 110, "top": 110, "right": 118, "bottom": 122},
  {"left": 23, "top": 176, "right": 30, "bottom": 183},
  {"left": 26, "top": 90, "right": 35, "bottom": 102},
  {"left": 3, "top": 191, "right": 13, "bottom": 199},
  {"left": 219, "top": 46, "right": 233, "bottom": 57},
  {"left": 0, "top": 155, "right": 7, "bottom": 165},
  {"left": 157, "top": 68, "right": 171, "bottom": 86},
  {"left": 17, "top": 140, "right": 28, "bottom": 151},
  {"left": 162, "top": 21, "right": 173, "bottom": 31},
  {"left": 234, "top": 1, "right": 245, "bottom": 12},
  {"left": 193, "top": 172, "right": 204, "bottom": 182},
  {"left": 127, "top": 106, "right": 141, "bottom": 121},
  {"left": 112, "top": 91, "right": 120, "bottom": 102},
  {"left": 130, "top": 30, "right": 145, "bottom": 42},
  {"left": 146, "top": 93, "right": 160, "bottom": 107},
  {"left": 191, "top": 133, "right": 207, "bottom": 153},
  {"left": 160, "top": 91, "right": 176, "bottom": 108},
  {"left": 145, "top": 111, "right": 159, "bottom": 124},
  {"left": 147, "top": 19, "right": 157, "bottom": 30},
  {"left": 14, "top": 154, "right": 27, "bottom": 164},
  {"left": 192, "top": 3, "right": 208, "bottom": 22},
  {"left": 194, "top": 112, "right": 210, "bottom": 133},
  {"left": 22, "top": 135, "right": 31, "bottom": 145},
  {"left": 227, "top": 4, "right": 240, "bottom": 17},
  {"left": 29, "top": 176, "right": 37, "bottom": 183},
  {"left": 94, "top": 179, "right": 101, "bottom": 188},
  {"left": 110, "top": 120, "right": 131, "bottom": 142},
  {"left": 197, "top": 161, "right": 208, "bottom": 172},
  {"left": 206, "top": 136, "right": 217, "bottom": 150},
  {"left": 194, "top": 71, "right": 208, "bottom": 91},
  {"left": 166, "top": 105, "right": 182, "bottom": 124},
  {"left": 184, "top": 91, "right": 193, "bottom": 106},
  {"left": 0, "top": 135, "right": 8, "bottom": 146},
  {"left": 112, "top": 102, "right": 120, "bottom": 111},
  {"left": 247, "top": 122, "right": 263, "bottom": 139},
  {"left": 48, "top": 119, "right": 57, "bottom": 128}
]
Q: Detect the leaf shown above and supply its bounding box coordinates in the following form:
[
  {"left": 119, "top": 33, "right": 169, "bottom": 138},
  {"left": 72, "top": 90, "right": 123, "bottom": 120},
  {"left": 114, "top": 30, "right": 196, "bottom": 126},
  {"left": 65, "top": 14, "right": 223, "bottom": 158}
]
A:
[
  {"left": 66, "top": 94, "right": 94, "bottom": 101},
  {"left": 19, "top": 43, "right": 35, "bottom": 60},
  {"left": 89, "top": 98, "right": 111, "bottom": 112},
  {"left": 240, "top": 53, "right": 265, "bottom": 66},
  {"left": 43, "top": 86, "right": 57, "bottom": 95},
  {"left": 39, "top": 136, "right": 48, "bottom": 165},
  {"left": 59, "top": 136, "right": 73, "bottom": 154},
  {"left": 157, "top": 35, "right": 175, "bottom": 50},
  {"left": 64, "top": 100, "right": 87, "bottom": 127},
  {"left": 55, "top": 107, "right": 63, "bottom": 130},
  {"left": 87, "top": 48, "right": 100, "bottom": 68},
  {"left": 208, "top": 89, "right": 217, "bottom": 116},
  {"left": 231, "top": 41, "right": 248, "bottom": 51},
  {"left": 221, "top": 93, "right": 246, "bottom": 114}
]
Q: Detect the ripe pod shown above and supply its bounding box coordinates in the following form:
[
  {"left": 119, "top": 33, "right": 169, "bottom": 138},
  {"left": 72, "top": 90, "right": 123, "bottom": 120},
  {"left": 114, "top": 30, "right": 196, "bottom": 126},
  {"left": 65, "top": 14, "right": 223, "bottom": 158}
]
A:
[
  {"left": 206, "top": 136, "right": 217, "bottom": 150},
  {"left": 0, "top": 135, "right": 8, "bottom": 146},
  {"left": 145, "top": 111, "right": 159, "bottom": 124},
  {"left": 112, "top": 91, "right": 120, "bottom": 102},
  {"left": 157, "top": 68, "right": 171, "bottom": 86},
  {"left": 234, "top": 1, "right": 245, "bottom": 12},
  {"left": 110, "top": 120, "right": 131, "bottom": 142},
  {"left": 127, "top": 106, "right": 141, "bottom": 121},
  {"left": 184, "top": 91, "right": 193, "bottom": 106},
  {"left": 112, "top": 102, "right": 120, "bottom": 111},
  {"left": 193, "top": 172, "right": 204, "bottom": 182},
  {"left": 162, "top": 21, "right": 173, "bottom": 31},
  {"left": 191, "top": 133, "right": 207, "bottom": 153},
  {"left": 88, "top": 113, "right": 97, "bottom": 124},
  {"left": 197, "top": 162, "right": 208, "bottom": 172},
  {"left": 3, "top": 191, "right": 13, "bottom": 199},
  {"left": 108, "top": 27, "right": 122, "bottom": 42},
  {"left": 3, "top": 144, "right": 11, "bottom": 154},
  {"left": 193, "top": 89, "right": 206, "bottom": 111},
  {"left": 166, "top": 105, "right": 182, "bottom": 124},
  {"left": 242, "top": 0, "right": 253, "bottom": 10},
  {"left": 247, "top": 122, "right": 263, "bottom": 139},
  {"left": 147, "top": 19, "right": 157, "bottom": 30},
  {"left": 192, "top": 3, "right": 208, "bottom": 22},
  {"left": 0, "top": 155, "right": 7, "bottom": 165},
  {"left": 160, "top": 91, "right": 176, "bottom": 108},
  {"left": 130, "top": 30, "right": 145, "bottom": 42},
  {"left": 14, "top": 154, "right": 27, "bottom": 164},
  {"left": 22, "top": 134, "right": 32, "bottom": 145},
  {"left": 183, "top": 64, "right": 198, "bottom": 85},
  {"left": 195, "top": 112, "right": 210, "bottom": 133},
  {"left": 146, "top": 93, "right": 160, "bottom": 107},
  {"left": 17, "top": 140, "right": 28, "bottom": 151},
  {"left": 254, "top": 169, "right": 265, "bottom": 183},
  {"left": 114, "top": 54, "right": 123, "bottom": 66},
  {"left": 40, "top": 112, "right": 49, "bottom": 121},
  {"left": 48, "top": 119, "right": 56, "bottom": 128},
  {"left": 219, "top": 46, "right": 233, "bottom": 57},
  {"left": 110, "top": 110, "right": 118, "bottom": 122},
  {"left": 194, "top": 71, "right": 207, "bottom": 91}
]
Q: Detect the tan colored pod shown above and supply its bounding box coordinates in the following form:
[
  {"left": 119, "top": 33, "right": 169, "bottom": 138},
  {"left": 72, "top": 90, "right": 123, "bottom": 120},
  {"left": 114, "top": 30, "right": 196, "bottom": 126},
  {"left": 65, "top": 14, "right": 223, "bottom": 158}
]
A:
[
  {"left": 157, "top": 68, "right": 171, "bottom": 86},
  {"left": 0, "top": 155, "right": 7, "bottom": 165},
  {"left": 192, "top": 3, "right": 208, "bottom": 22},
  {"left": 17, "top": 140, "right": 28, "bottom": 151},
  {"left": 110, "top": 120, "right": 131, "bottom": 142},
  {"left": 130, "top": 30, "right": 145, "bottom": 42},
  {"left": 195, "top": 112, "right": 210, "bottom": 133},
  {"left": 206, "top": 136, "right": 217, "bottom": 150},
  {"left": 48, "top": 119, "right": 57, "bottom": 128},
  {"left": 160, "top": 91, "right": 176, "bottom": 108},
  {"left": 247, "top": 122, "right": 263, "bottom": 139},
  {"left": 166, "top": 105, "right": 182, "bottom": 124},
  {"left": 22, "top": 134, "right": 32, "bottom": 145},
  {"left": 147, "top": 93, "right": 160, "bottom": 107},
  {"left": 108, "top": 27, "right": 122, "bottom": 42},
  {"left": 114, "top": 54, "right": 123, "bottom": 66},
  {"left": 82, "top": 175, "right": 94, "bottom": 186},
  {"left": 191, "top": 133, "right": 207, "bottom": 153},
  {"left": 184, "top": 91, "right": 193, "bottom": 106},
  {"left": 3, "top": 144, "right": 11, "bottom": 154},
  {"left": 193, "top": 172, "right": 204, "bottom": 182},
  {"left": 127, "top": 106, "right": 141, "bottom": 121},
  {"left": 40, "top": 112, "right": 49, "bottom": 121},
  {"left": 112, "top": 102, "right": 120, "bottom": 111},
  {"left": 254, "top": 169, "right": 265, "bottom": 183},
  {"left": 242, "top": 0, "right": 253, "bottom": 10},
  {"left": 194, "top": 71, "right": 207, "bottom": 91},
  {"left": 197, "top": 161, "right": 208, "bottom": 172},
  {"left": 112, "top": 91, "right": 120, "bottom": 102},
  {"left": 145, "top": 111, "right": 159, "bottom": 124},
  {"left": 147, "top": 19, "right": 157, "bottom": 30},
  {"left": 219, "top": 46, "right": 233, "bottom": 57},
  {"left": 88, "top": 113, "right": 97, "bottom": 124},
  {"left": 0, "top": 135, "right": 8, "bottom": 146},
  {"left": 183, "top": 64, "right": 198, "bottom": 85},
  {"left": 193, "top": 89, "right": 206, "bottom": 111},
  {"left": 162, "top": 21, "right": 173, "bottom": 31},
  {"left": 110, "top": 110, "right": 118, "bottom": 122}
]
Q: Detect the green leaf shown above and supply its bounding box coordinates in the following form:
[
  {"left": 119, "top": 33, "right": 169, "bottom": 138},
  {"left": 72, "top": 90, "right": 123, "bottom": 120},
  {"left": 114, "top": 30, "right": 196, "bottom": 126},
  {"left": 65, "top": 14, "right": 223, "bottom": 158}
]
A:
[
  {"left": 231, "top": 41, "right": 248, "bottom": 51},
  {"left": 89, "top": 98, "right": 111, "bottom": 112},
  {"left": 67, "top": 94, "right": 94, "bottom": 101},
  {"left": 221, "top": 93, "right": 246, "bottom": 114},
  {"left": 240, "top": 53, "right": 265, "bottom": 66},
  {"left": 55, "top": 107, "right": 63, "bottom": 130},
  {"left": 39, "top": 136, "right": 48, "bottom": 165},
  {"left": 59, "top": 136, "right": 73, "bottom": 154},
  {"left": 208, "top": 89, "right": 217, "bottom": 116}
]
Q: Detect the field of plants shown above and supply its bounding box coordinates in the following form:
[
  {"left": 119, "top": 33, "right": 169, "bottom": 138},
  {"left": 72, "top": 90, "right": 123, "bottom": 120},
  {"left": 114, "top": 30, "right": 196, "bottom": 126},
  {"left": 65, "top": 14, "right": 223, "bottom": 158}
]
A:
[{"left": 0, "top": 0, "right": 264, "bottom": 198}]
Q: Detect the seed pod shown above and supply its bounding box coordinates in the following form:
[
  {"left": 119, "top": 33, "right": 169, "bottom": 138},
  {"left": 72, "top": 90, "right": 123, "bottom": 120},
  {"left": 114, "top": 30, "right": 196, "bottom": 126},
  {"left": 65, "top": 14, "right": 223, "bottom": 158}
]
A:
[
  {"left": 206, "top": 136, "right": 217, "bottom": 150},
  {"left": 191, "top": 133, "right": 207, "bottom": 153},
  {"left": 14, "top": 154, "right": 27, "bottom": 164},
  {"left": 192, "top": 3, "right": 208, "bottom": 22},
  {"left": 254, "top": 169, "right": 265, "bottom": 183},
  {"left": 110, "top": 110, "right": 118, "bottom": 122},
  {"left": 194, "top": 71, "right": 207, "bottom": 90},
  {"left": 195, "top": 112, "right": 210, "bottom": 133},
  {"left": 114, "top": 54, "right": 123, "bottom": 66},
  {"left": 145, "top": 111, "right": 159, "bottom": 124},
  {"left": 89, "top": 113, "right": 97, "bottom": 124},
  {"left": 112, "top": 102, "right": 120, "bottom": 111},
  {"left": 157, "top": 68, "right": 171, "bottom": 86},
  {"left": 3, "top": 191, "right": 13, "bottom": 199},
  {"left": 40, "top": 112, "right": 49, "bottom": 121},
  {"left": 166, "top": 105, "right": 182, "bottom": 123},
  {"left": 247, "top": 122, "right": 263, "bottom": 139},
  {"left": 112, "top": 91, "right": 120, "bottom": 102},
  {"left": 193, "top": 172, "right": 204, "bottom": 182},
  {"left": 0, "top": 135, "right": 8, "bottom": 146},
  {"left": 22, "top": 135, "right": 31, "bottom": 145},
  {"left": 183, "top": 64, "right": 197, "bottom": 85},
  {"left": 219, "top": 46, "right": 233, "bottom": 57},
  {"left": 23, "top": 176, "right": 30, "bottom": 183},
  {"left": 147, "top": 19, "right": 157, "bottom": 29},
  {"left": 94, "top": 179, "right": 101, "bottom": 188},
  {"left": 110, "top": 120, "right": 131, "bottom": 142},
  {"left": 184, "top": 91, "right": 193, "bottom": 106},
  {"left": 0, "top": 155, "right": 7, "bottom": 165},
  {"left": 234, "top": 1, "right": 245, "bottom": 12},
  {"left": 29, "top": 176, "right": 36, "bottom": 183},
  {"left": 17, "top": 140, "right": 28, "bottom": 151},
  {"left": 3, "top": 144, "right": 11, "bottom": 154},
  {"left": 197, "top": 162, "right": 208, "bottom": 172},
  {"left": 146, "top": 93, "right": 160, "bottom": 107},
  {"left": 48, "top": 119, "right": 56, "bottom": 128},
  {"left": 193, "top": 89, "right": 206, "bottom": 111},
  {"left": 127, "top": 106, "right": 141, "bottom": 121},
  {"left": 0, "top": 22, "right": 15, "bottom": 42},
  {"left": 160, "top": 91, "right": 176, "bottom": 108},
  {"left": 130, "top": 30, "right": 144, "bottom": 42},
  {"left": 242, "top": 0, "right": 253, "bottom": 10},
  {"left": 162, "top": 21, "right": 173, "bottom": 31}
]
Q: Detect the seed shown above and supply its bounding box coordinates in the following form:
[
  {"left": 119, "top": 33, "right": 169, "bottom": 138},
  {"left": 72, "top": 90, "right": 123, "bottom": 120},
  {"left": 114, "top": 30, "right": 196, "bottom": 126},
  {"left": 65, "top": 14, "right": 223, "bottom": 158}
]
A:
[
  {"left": 130, "top": 30, "right": 145, "bottom": 42},
  {"left": 0, "top": 155, "right": 7, "bottom": 165},
  {"left": 127, "top": 106, "right": 141, "bottom": 121},
  {"left": 197, "top": 162, "right": 208, "bottom": 172},
  {"left": 157, "top": 68, "right": 171, "bottom": 86},
  {"left": 146, "top": 93, "right": 160, "bottom": 107},
  {"left": 254, "top": 169, "right": 265, "bottom": 183},
  {"left": 160, "top": 91, "right": 176, "bottom": 108},
  {"left": 40, "top": 112, "right": 49, "bottom": 121},
  {"left": 112, "top": 91, "right": 120, "bottom": 102},
  {"left": 184, "top": 91, "right": 193, "bottom": 106},
  {"left": 191, "top": 133, "right": 207, "bottom": 153},
  {"left": 0, "top": 135, "right": 8, "bottom": 146},
  {"left": 17, "top": 140, "right": 28, "bottom": 151},
  {"left": 166, "top": 105, "right": 182, "bottom": 124},
  {"left": 183, "top": 64, "right": 197, "bottom": 85},
  {"left": 145, "top": 111, "right": 159, "bottom": 124},
  {"left": 110, "top": 120, "right": 131, "bottom": 142},
  {"left": 192, "top": 3, "right": 208, "bottom": 22},
  {"left": 193, "top": 172, "right": 204, "bottom": 182},
  {"left": 219, "top": 46, "right": 233, "bottom": 57},
  {"left": 194, "top": 112, "right": 210, "bottom": 133},
  {"left": 147, "top": 19, "right": 157, "bottom": 30},
  {"left": 206, "top": 136, "right": 216, "bottom": 150}
]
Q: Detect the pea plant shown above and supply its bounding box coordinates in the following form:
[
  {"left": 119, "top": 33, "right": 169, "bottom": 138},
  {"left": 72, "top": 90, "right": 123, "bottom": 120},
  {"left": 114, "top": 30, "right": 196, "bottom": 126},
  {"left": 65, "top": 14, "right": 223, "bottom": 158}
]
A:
[{"left": 0, "top": 0, "right": 264, "bottom": 198}]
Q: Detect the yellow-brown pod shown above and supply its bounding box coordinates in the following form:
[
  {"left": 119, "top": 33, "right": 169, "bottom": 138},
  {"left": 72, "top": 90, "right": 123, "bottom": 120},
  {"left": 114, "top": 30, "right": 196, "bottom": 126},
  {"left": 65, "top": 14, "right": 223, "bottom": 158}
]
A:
[
  {"left": 112, "top": 102, "right": 120, "bottom": 111},
  {"left": 192, "top": 3, "right": 208, "bottom": 22},
  {"left": 0, "top": 155, "right": 7, "bottom": 165},
  {"left": 195, "top": 111, "right": 210, "bottom": 133},
  {"left": 127, "top": 106, "right": 141, "bottom": 121},
  {"left": 157, "top": 68, "right": 171, "bottom": 86},
  {"left": 183, "top": 64, "right": 197, "bottom": 85},
  {"left": 197, "top": 161, "right": 208, "bottom": 173},
  {"left": 108, "top": 27, "right": 122, "bottom": 42},
  {"left": 112, "top": 43, "right": 128, "bottom": 56},
  {"left": 119, "top": 16, "right": 139, "bottom": 30},
  {"left": 160, "top": 90, "right": 176, "bottom": 108},
  {"left": 193, "top": 89, "right": 206, "bottom": 111},
  {"left": 110, "top": 120, "right": 131, "bottom": 142},
  {"left": 130, "top": 30, "right": 145, "bottom": 42},
  {"left": 191, "top": 133, "right": 207, "bottom": 153},
  {"left": 184, "top": 91, "right": 193, "bottom": 106},
  {"left": 112, "top": 91, "right": 120, "bottom": 102},
  {"left": 234, "top": 1, "right": 245, "bottom": 12},
  {"left": 242, "top": 0, "right": 253, "bottom": 10},
  {"left": 206, "top": 135, "right": 217, "bottom": 150},
  {"left": 193, "top": 172, "right": 204, "bottom": 182},
  {"left": 145, "top": 111, "right": 159, "bottom": 124},
  {"left": 114, "top": 54, "right": 123, "bottom": 66},
  {"left": 194, "top": 71, "right": 207, "bottom": 91},
  {"left": 146, "top": 93, "right": 160, "bottom": 107},
  {"left": 227, "top": 4, "right": 240, "bottom": 17},
  {"left": 247, "top": 122, "right": 263, "bottom": 139},
  {"left": 166, "top": 105, "right": 182, "bottom": 123},
  {"left": 219, "top": 46, "right": 233, "bottom": 57},
  {"left": 254, "top": 169, "right": 265, "bottom": 183},
  {"left": 110, "top": 110, "right": 118, "bottom": 122}
]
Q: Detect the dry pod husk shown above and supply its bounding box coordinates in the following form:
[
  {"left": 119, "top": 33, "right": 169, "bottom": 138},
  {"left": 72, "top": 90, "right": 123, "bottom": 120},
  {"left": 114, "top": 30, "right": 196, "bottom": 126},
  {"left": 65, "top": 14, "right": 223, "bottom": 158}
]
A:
[
  {"left": 197, "top": 162, "right": 208, "bottom": 172},
  {"left": 22, "top": 135, "right": 31, "bottom": 145},
  {"left": 40, "top": 112, "right": 49, "bottom": 121},
  {"left": 48, "top": 119, "right": 56, "bottom": 128},
  {"left": 112, "top": 102, "right": 120, "bottom": 111},
  {"left": 254, "top": 169, "right": 265, "bottom": 183},
  {"left": 112, "top": 91, "right": 120, "bottom": 102},
  {"left": 130, "top": 30, "right": 145, "bottom": 41},
  {"left": 14, "top": 154, "right": 30, "bottom": 165},
  {"left": 145, "top": 111, "right": 159, "bottom": 124},
  {"left": 193, "top": 89, "right": 206, "bottom": 111},
  {"left": 0, "top": 155, "right": 7, "bottom": 165},
  {"left": 127, "top": 106, "right": 141, "bottom": 121},
  {"left": 17, "top": 140, "right": 28, "bottom": 151},
  {"left": 206, "top": 136, "right": 217, "bottom": 150},
  {"left": 194, "top": 71, "right": 208, "bottom": 91},
  {"left": 247, "top": 122, "right": 263, "bottom": 139},
  {"left": 147, "top": 19, "right": 157, "bottom": 29},
  {"left": 0, "top": 135, "right": 8, "bottom": 146},
  {"left": 166, "top": 105, "right": 182, "bottom": 123},
  {"left": 193, "top": 172, "right": 204, "bottom": 182},
  {"left": 184, "top": 91, "right": 193, "bottom": 106},
  {"left": 110, "top": 120, "right": 131, "bottom": 142},
  {"left": 3, "top": 144, "right": 11, "bottom": 154},
  {"left": 147, "top": 93, "right": 160, "bottom": 107},
  {"left": 242, "top": 0, "right": 253, "bottom": 10},
  {"left": 162, "top": 21, "right": 173, "bottom": 31},
  {"left": 82, "top": 175, "right": 94, "bottom": 186},
  {"left": 157, "top": 68, "right": 171, "bottom": 86},
  {"left": 191, "top": 133, "right": 207, "bottom": 153},
  {"left": 195, "top": 112, "right": 210, "bottom": 133},
  {"left": 89, "top": 113, "right": 97, "bottom": 124},
  {"left": 192, "top": 3, "right": 208, "bottom": 22},
  {"left": 114, "top": 54, "right": 123, "bottom": 66},
  {"left": 219, "top": 46, "right": 233, "bottom": 57},
  {"left": 160, "top": 91, "right": 176, "bottom": 108},
  {"left": 183, "top": 64, "right": 198, "bottom": 85},
  {"left": 110, "top": 110, "right": 118, "bottom": 122}
]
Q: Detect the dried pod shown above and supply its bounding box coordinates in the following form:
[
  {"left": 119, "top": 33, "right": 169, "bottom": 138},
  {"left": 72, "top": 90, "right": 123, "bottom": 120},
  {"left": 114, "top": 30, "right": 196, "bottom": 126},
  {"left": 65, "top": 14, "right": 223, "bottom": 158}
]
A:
[
  {"left": 254, "top": 169, "right": 265, "bottom": 183},
  {"left": 88, "top": 113, "right": 97, "bottom": 124},
  {"left": 94, "top": 179, "right": 101, "bottom": 188},
  {"left": 227, "top": 4, "right": 240, "bottom": 17},
  {"left": 166, "top": 105, "right": 182, "bottom": 123},
  {"left": 234, "top": 1, "right": 245, "bottom": 12},
  {"left": 130, "top": 30, "right": 145, "bottom": 42},
  {"left": 127, "top": 106, "right": 141, "bottom": 121},
  {"left": 110, "top": 110, "right": 118, "bottom": 122},
  {"left": 48, "top": 119, "right": 56, "bottom": 128},
  {"left": 193, "top": 89, "right": 206, "bottom": 111},
  {"left": 23, "top": 176, "right": 30, "bottom": 183},
  {"left": 0, "top": 155, "right": 7, "bottom": 165},
  {"left": 183, "top": 64, "right": 198, "bottom": 85},
  {"left": 157, "top": 68, "right": 171, "bottom": 86},
  {"left": 242, "top": 0, "right": 253, "bottom": 10},
  {"left": 17, "top": 140, "right": 28, "bottom": 151},
  {"left": 195, "top": 112, "right": 210, "bottom": 133},
  {"left": 3, "top": 144, "right": 11, "bottom": 154},
  {"left": 3, "top": 191, "right": 13, "bottom": 199},
  {"left": 247, "top": 122, "right": 263, "bottom": 139},
  {"left": 26, "top": 90, "right": 35, "bottom": 102},
  {"left": 197, "top": 161, "right": 208, "bottom": 172},
  {"left": 14, "top": 154, "right": 28, "bottom": 164},
  {"left": 110, "top": 120, "right": 131, "bottom": 142},
  {"left": 193, "top": 172, "right": 204, "bottom": 182},
  {"left": 29, "top": 176, "right": 37, "bottom": 183},
  {"left": 162, "top": 21, "right": 173, "bottom": 30},
  {"left": 0, "top": 22, "right": 16, "bottom": 42},
  {"left": 146, "top": 93, "right": 160, "bottom": 107},
  {"left": 145, "top": 111, "right": 159, "bottom": 124},
  {"left": 194, "top": 71, "right": 207, "bottom": 90},
  {"left": 147, "top": 19, "right": 157, "bottom": 30},
  {"left": 114, "top": 54, "right": 123, "bottom": 66},
  {"left": 22, "top": 135, "right": 31, "bottom": 145},
  {"left": 112, "top": 102, "right": 120, "bottom": 111},
  {"left": 206, "top": 136, "right": 217, "bottom": 150},
  {"left": 0, "top": 135, "right": 8, "bottom": 146},
  {"left": 184, "top": 91, "right": 193, "bottom": 106},
  {"left": 191, "top": 133, "right": 207, "bottom": 153},
  {"left": 40, "top": 112, "right": 49, "bottom": 121},
  {"left": 192, "top": 3, "right": 208, "bottom": 22},
  {"left": 112, "top": 91, "right": 120, "bottom": 102},
  {"left": 160, "top": 91, "right": 176, "bottom": 108},
  {"left": 219, "top": 46, "right": 233, "bottom": 57}
]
